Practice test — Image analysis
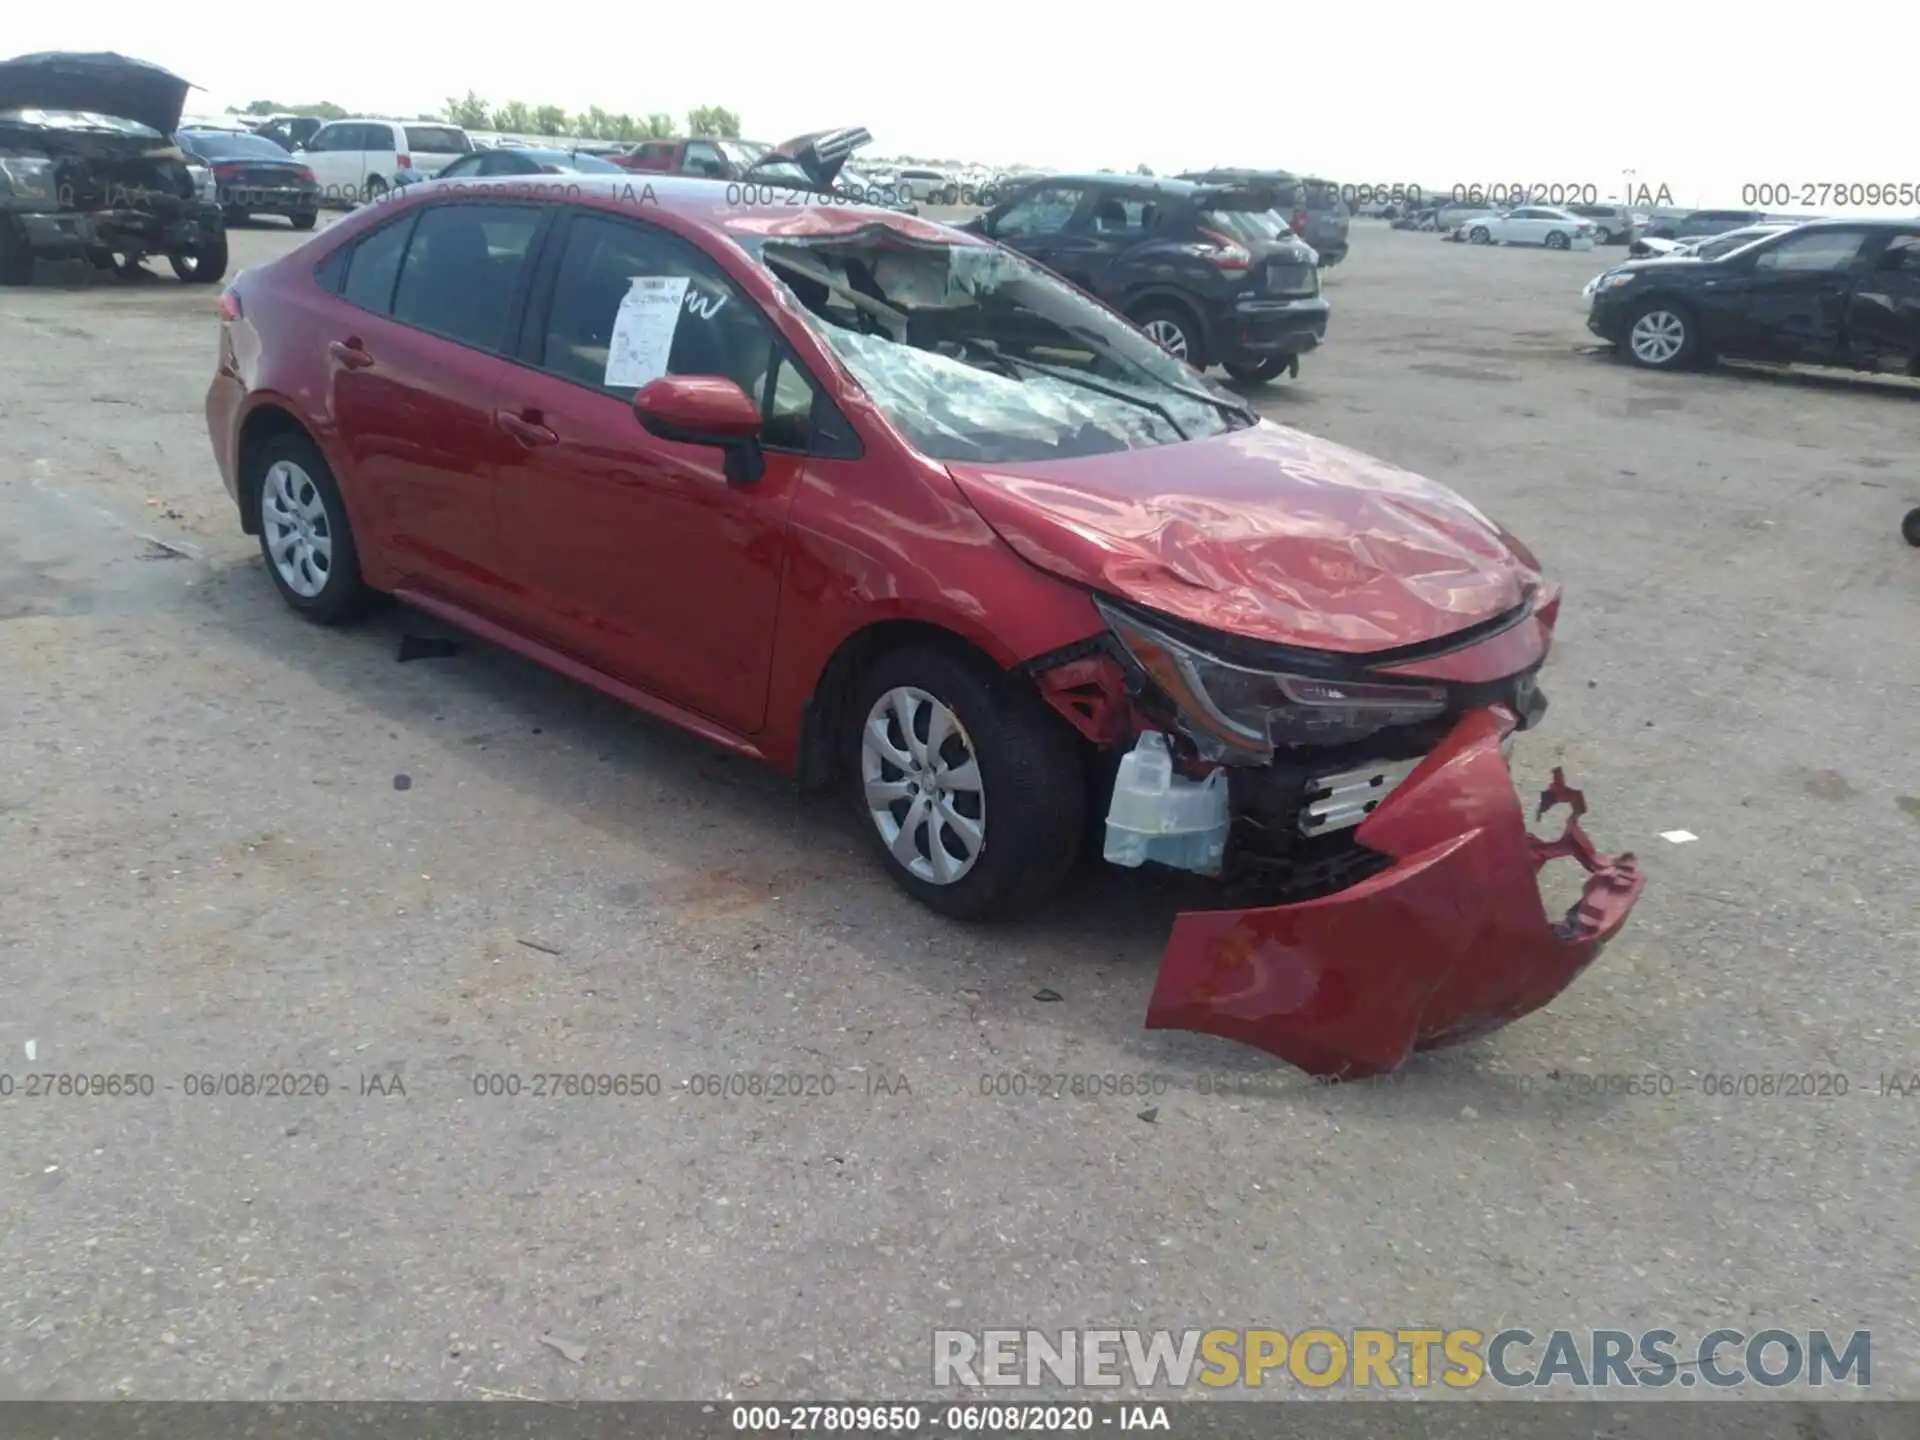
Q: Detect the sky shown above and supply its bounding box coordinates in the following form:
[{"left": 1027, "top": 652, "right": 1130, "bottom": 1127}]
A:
[{"left": 9, "top": 2, "right": 1917, "bottom": 212}]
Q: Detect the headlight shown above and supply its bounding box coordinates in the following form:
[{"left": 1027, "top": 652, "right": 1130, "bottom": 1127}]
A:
[
  {"left": 1598, "top": 271, "right": 1638, "bottom": 290},
  {"left": 1095, "top": 598, "right": 1448, "bottom": 761},
  {"left": 0, "top": 154, "right": 60, "bottom": 207},
  {"left": 185, "top": 164, "right": 216, "bottom": 201}
]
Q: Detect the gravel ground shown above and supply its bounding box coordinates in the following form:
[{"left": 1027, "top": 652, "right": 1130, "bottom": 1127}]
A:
[{"left": 1, "top": 216, "right": 1915, "bottom": 1403}]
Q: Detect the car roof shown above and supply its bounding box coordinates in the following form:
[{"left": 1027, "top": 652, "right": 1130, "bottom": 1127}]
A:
[{"left": 362, "top": 173, "right": 979, "bottom": 245}]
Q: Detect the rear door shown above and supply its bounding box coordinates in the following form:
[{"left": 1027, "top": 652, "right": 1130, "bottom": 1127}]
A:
[
  {"left": 1843, "top": 230, "right": 1920, "bottom": 370},
  {"left": 404, "top": 124, "right": 474, "bottom": 178},
  {"left": 1036, "top": 185, "right": 1155, "bottom": 298},
  {"left": 1728, "top": 227, "right": 1872, "bottom": 362},
  {"left": 319, "top": 200, "right": 551, "bottom": 606}
]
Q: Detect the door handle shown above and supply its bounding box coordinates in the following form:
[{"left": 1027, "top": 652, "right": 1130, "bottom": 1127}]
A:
[
  {"left": 328, "top": 339, "right": 374, "bottom": 369},
  {"left": 496, "top": 409, "right": 558, "bottom": 446}
]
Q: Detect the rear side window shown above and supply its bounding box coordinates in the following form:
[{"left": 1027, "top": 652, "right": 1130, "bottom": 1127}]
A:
[
  {"left": 406, "top": 126, "right": 471, "bottom": 154},
  {"left": 390, "top": 204, "right": 544, "bottom": 351},
  {"left": 1086, "top": 193, "right": 1161, "bottom": 234},
  {"left": 340, "top": 216, "right": 416, "bottom": 312}
]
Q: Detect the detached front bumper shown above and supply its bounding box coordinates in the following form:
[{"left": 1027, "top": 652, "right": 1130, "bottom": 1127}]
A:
[
  {"left": 1145, "top": 707, "right": 1643, "bottom": 1079},
  {"left": 1225, "top": 296, "right": 1330, "bottom": 360}
]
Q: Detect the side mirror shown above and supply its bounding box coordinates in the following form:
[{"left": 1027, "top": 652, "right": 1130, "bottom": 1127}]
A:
[{"left": 633, "top": 375, "right": 766, "bottom": 484}]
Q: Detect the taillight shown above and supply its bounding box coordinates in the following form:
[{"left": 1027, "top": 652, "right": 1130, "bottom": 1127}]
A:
[
  {"left": 213, "top": 163, "right": 245, "bottom": 179},
  {"left": 218, "top": 289, "right": 242, "bottom": 322},
  {"left": 1195, "top": 226, "right": 1251, "bottom": 272},
  {"left": 396, "top": 153, "right": 412, "bottom": 169},
  {"left": 297, "top": 167, "right": 317, "bottom": 184},
  {"left": 1291, "top": 208, "right": 1308, "bottom": 234}
]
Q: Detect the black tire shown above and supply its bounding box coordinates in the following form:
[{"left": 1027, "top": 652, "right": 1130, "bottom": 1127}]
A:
[
  {"left": 1468, "top": 224, "right": 1491, "bottom": 245},
  {"left": 846, "top": 646, "right": 1085, "bottom": 921},
  {"left": 168, "top": 235, "right": 229, "bottom": 284},
  {"left": 1129, "top": 299, "right": 1207, "bottom": 370},
  {"left": 362, "top": 175, "right": 389, "bottom": 203},
  {"left": 223, "top": 206, "right": 250, "bottom": 227},
  {"left": 1592, "top": 225, "right": 1614, "bottom": 244},
  {"left": 250, "top": 431, "right": 374, "bottom": 625},
  {"left": 0, "top": 219, "right": 33, "bottom": 286},
  {"left": 1224, "top": 356, "right": 1289, "bottom": 384},
  {"left": 1620, "top": 297, "right": 1700, "bottom": 370},
  {"left": 291, "top": 211, "right": 318, "bottom": 231},
  {"left": 1904, "top": 507, "right": 1920, "bottom": 547},
  {"left": 1545, "top": 230, "right": 1570, "bottom": 250}
]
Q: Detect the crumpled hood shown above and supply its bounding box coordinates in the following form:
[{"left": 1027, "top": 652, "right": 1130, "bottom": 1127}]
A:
[
  {"left": 945, "top": 421, "right": 1541, "bottom": 653},
  {"left": 0, "top": 52, "right": 193, "bottom": 136}
]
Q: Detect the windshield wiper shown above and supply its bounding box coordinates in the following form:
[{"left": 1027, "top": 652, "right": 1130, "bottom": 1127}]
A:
[
  {"left": 1060, "top": 322, "right": 1259, "bottom": 427},
  {"left": 968, "top": 341, "right": 1190, "bottom": 440}
]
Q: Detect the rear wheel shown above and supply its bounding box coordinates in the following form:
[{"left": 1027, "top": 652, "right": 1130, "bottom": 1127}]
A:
[
  {"left": 362, "top": 174, "right": 389, "bottom": 204},
  {"left": 1903, "top": 508, "right": 1920, "bottom": 547},
  {"left": 168, "top": 235, "right": 228, "bottom": 283},
  {"left": 1225, "top": 356, "right": 1289, "bottom": 384},
  {"left": 291, "top": 211, "right": 318, "bottom": 231},
  {"left": 847, "top": 647, "right": 1084, "bottom": 920},
  {"left": 1545, "top": 230, "right": 1570, "bottom": 250},
  {"left": 1130, "top": 299, "right": 1206, "bottom": 370},
  {"left": 1592, "top": 224, "right": 1615, "bottom": 244},
  {"left": 251, "top": 432, "right": 374, "bottom": 624}
]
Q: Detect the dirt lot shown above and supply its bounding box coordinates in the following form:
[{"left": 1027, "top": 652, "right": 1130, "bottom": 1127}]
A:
[{"left": 2, "top": 217, "right": 1916, "bottom": 1401}]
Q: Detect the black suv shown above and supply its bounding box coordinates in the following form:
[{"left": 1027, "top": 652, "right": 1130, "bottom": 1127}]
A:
[{"left": 964, "top": 174, "right": 1329, "bottom": 383}]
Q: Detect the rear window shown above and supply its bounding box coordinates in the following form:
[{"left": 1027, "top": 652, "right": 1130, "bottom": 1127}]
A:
[
  {"left": 405, "top": 126, "right": 472, "bottom": 154},
  {"left": 181, "top": 130, "right": 296, "bottom": 160},
  {"left": 1200, "top": 207, "right": 1294, "bottom": 246}
]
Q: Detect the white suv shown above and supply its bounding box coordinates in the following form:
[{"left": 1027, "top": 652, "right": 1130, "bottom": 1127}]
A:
[{"left": 295, "top": 119, "right": 474, "bottom": 205}]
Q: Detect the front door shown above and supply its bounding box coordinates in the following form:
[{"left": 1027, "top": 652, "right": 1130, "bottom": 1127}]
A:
[
  {"left": 1735, "top": 227, "right": 1871, "bottom": 363},
  {"left": 488, "top": 207, "right": 815, "bottom": 735}
]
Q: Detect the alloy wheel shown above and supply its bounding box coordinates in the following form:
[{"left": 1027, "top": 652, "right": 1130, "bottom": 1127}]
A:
[
  {"left": 1142, "top": 319, "right": 1189, "bottom": 359},
  {"left": 861, "top": 686, "right": 986, "bottom": 886},
  {"left": 261, "top": 459, "right": 334, "bottom": 597},
  {"left": 1628, "top": 310, "right": 1686, "bottom": 366}
]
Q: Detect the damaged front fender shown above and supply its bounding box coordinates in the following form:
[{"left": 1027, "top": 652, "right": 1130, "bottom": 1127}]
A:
[{"left": 1145, "top": 707, "right": 1643, "bottom": 1079}]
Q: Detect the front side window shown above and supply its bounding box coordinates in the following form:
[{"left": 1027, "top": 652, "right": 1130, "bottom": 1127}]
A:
[
  {"left": 305, "top": 124, "right": 346, "bottom": 152},
  {"left": 537, "top": 211, "right": 817, "bottom": 447},
  {"left": 755, "top": 232, "right": 1251, "bottom": 464},
  {"left": 389, "top": 204, "right": 543, "bottom": 351},
  {"left": 1754, "top": 230, "right": 1868, "bottom": 273},
  {"left": 992, "top": 185, "right": 1084, "bottom": 239}
]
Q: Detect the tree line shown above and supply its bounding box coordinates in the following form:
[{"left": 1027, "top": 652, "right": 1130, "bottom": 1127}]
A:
[{"left": 226, "top": 96, "right": 743, "bottom": 143}]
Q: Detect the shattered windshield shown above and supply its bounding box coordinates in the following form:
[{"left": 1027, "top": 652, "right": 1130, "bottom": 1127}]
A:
[{"left": 753, "top": 231, "right": 1253, "bottom": 464}]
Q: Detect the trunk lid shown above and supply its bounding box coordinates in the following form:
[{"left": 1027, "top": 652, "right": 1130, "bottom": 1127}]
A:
[
  {"left": 945, "top": 422, "right": 1538, "bottom": 654},
  {"left": 0, "top": 51, "right": 192, "bottom": 135}
]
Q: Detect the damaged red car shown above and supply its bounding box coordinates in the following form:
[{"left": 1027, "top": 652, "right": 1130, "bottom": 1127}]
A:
[{"left": 204, "top": 170, "right": 1643, "bottom": 1078}]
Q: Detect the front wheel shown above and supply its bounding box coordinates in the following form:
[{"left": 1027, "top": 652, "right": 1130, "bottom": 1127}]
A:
[
  {"left": 0, "top": 218, "right": 33, "bottom": 286},
  {"left": 251, "top": 432, "right": 374, "bottom": 624},
  {"left": 1224, "top": 356, "right": 1289, "bottom": 384},
  {"left": 291, "top": 211, "right": 318, "bottom": 231},
  {"left": 1468, "top": 225, "right": 1491, "bottom": 244},
  {"left": 848, "top": 647, "right": 1085, "bottom": 920},
  {"left": 1622, "top": 299, "right": 1699, "bottom": 370},
  {"left": 1903, "top": 507, "right": 1920, "bottom": 547},
  {"left": 168, "top": 235, "right": 228, "bottom": 283}
]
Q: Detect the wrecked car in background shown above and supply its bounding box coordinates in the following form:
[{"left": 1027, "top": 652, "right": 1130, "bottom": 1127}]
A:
[
  {"left": 0, "top": 51, "right": 226, "bottom": 285},
  {"left": 204, "top": 177, "right": 1642, "bottom": 1079}
]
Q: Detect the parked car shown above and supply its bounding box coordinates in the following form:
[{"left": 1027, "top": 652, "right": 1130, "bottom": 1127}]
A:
[
  {"left": 1640, "top": 208, "right": 1765, "bottom": 242},
  {"left": 964, "top": 173, "right": 1328, "bottom": 383},
  {"left": 395, "top": 146, "right": 626, "bottom": 186},
  {"left": 294, "top": 119, "right": 473, "bottom": 204},
  {"left": 0, "top": 50, "right": 227, "bottom": 285},
  {"left": 610, "top": 137, "right": 768, "bottom": 179},
  {"left": 251, "top": 114, "right": 324, "bottom": 152},
  {"left": 1460, "top": 206, "right": 1596, "bottom": 250},
  {"left": 1177, "top": 170, "right": 1351, "bottom": 266},
  {"left": 897, "top": 167, "right": 960, "bottom": 204},
  {"left": 1564, "top": 203, "right": 1636, "bottom": 245},
  {"left": 175, "top": 126, "right": 320, "bottom": 229},
  {"left": 204, "top": 176, "right": 1641, "bottom": 1078},
  {"left": 1586, "top": 219, "right": 1920, "bottom": 372},
  {"left": 1434, "top": 201, "right": 1497, "bottom": 235}
]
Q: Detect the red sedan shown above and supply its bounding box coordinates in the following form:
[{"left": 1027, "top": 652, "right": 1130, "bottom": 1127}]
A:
[{"left": 204, "top": 174, "right": 1643, "bottom": 1078}]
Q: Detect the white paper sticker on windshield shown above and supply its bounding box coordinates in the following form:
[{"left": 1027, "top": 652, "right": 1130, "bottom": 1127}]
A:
[{"left": 605, "top": 276, "right": 690, "bottom": 388}]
